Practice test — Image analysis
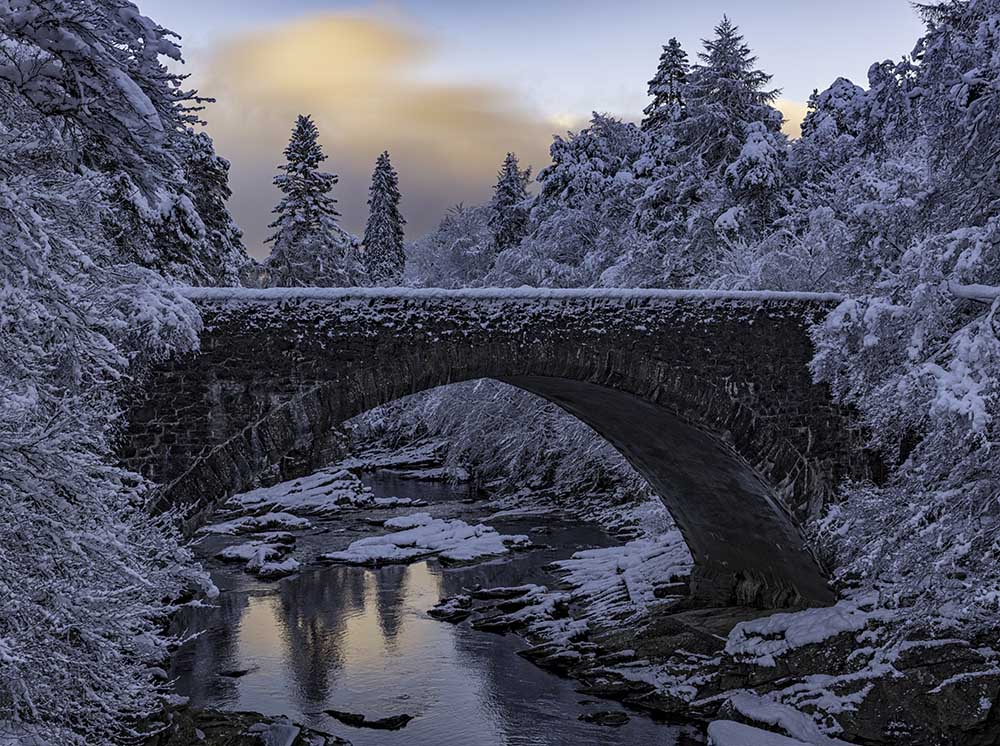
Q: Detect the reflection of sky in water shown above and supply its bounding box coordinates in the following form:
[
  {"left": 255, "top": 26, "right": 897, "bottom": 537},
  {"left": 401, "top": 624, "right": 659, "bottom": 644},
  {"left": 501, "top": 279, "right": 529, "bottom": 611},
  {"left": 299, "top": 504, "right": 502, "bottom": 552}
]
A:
[
  {"left": 170, "top": 476, "right": 693, "bottom": 745},
  {"left": 224, "top": 563, "right": 513, "bottom": 745}
]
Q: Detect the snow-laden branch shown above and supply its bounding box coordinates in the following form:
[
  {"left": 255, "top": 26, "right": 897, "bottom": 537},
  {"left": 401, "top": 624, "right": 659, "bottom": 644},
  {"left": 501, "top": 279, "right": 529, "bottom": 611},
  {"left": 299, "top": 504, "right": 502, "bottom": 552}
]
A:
[{"left": 949, "top": 282, "right": 1000, "bottom": 304}]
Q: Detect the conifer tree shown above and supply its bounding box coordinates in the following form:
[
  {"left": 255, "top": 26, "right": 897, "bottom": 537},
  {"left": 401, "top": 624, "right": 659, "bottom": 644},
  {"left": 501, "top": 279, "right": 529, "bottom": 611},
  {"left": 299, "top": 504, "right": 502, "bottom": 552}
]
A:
[
  {"left": 488, "top": 152, "right": 531, "bottom": 250},
  {"left": 263, "top": 115, "right": 364, "bottom": 286},
  {"left": 362, "top": 151, "right": 407, "bottom": 285},
  {"left": 642, "top": 37, "right": 689, "bottom": 131},
  {"left": 678, "top": 16, "right": 782, "bottom": 170},
  {"left": 267, "top": 114, "right": 340, "bottom": 246}
]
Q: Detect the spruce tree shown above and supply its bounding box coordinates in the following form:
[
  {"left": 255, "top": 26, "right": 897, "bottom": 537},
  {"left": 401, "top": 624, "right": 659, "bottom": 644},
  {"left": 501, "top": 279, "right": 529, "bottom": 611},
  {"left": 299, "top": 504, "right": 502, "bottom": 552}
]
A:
[
  {"left": 678, "top": 16, "right": 782, "bottom": 170},
  {"left": 489, "top": 152, "right": 531, "bottom": 250},
  {"left": 362, "top": 151, "right": 407, "bottom": 285},
  {"left": 262, "top": 115, "right": 365, "bottom": 287},
  {"left": 642, "top": 37, "right": 689, "bottom": 132},
  {"left": 266, "top": 114, "right": 340, "bottom": 247}
]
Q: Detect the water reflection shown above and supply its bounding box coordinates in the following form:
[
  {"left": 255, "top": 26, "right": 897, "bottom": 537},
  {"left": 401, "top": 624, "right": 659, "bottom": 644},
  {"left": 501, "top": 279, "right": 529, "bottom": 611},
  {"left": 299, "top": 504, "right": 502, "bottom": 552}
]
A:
[{"left": 169, "top": 476, "right": 696, "bottom": 745}]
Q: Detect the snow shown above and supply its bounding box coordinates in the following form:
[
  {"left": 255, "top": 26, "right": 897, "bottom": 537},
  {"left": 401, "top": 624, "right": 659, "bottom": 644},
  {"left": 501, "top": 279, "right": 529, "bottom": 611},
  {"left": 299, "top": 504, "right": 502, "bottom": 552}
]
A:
[
  {"left": 337, "top": 440, "right": 446, "bottom": 470},
  {"left": 228, "top": 469, "right": 377, "bottom": 513},
  {"left": 183, "top": 286, "right": 845, "bottom": 304},
  {"left": 199, "top": 512, "right": 312, "bottom": 536},
  {"left": 322, "top": 513, "right": 530, "bottom": 566},
  {"left": 553, "top": 529, "right": 692, "bottom": 619},
  {"left": 725, "top": 693, "right": 855, "bottom": 745},
  {"left": 726, "top": 597, "right": 880, "bottom": 667},
  {"left": 217, "top": 540, "right": 287, "bottom": 563},
  {"left": 707, "top": 721, "right": 812, "bottom": 746},
  {"left": 254, "top": 558, "right": 301, "bottom": 580}
]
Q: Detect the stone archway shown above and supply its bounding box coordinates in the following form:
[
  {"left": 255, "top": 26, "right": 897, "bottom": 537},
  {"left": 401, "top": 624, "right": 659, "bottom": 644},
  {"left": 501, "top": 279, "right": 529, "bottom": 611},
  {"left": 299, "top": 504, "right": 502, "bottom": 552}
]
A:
[{"left": 122, "top": 288, "right": 876, "bottom": 608}]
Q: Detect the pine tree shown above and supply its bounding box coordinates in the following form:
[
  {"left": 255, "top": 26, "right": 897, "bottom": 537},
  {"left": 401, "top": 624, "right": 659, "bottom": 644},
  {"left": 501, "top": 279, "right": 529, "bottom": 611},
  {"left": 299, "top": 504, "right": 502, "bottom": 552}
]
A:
[
  {"left": 263, "top": 115, "right": 365, "bottom": 286},
  {"left": 642, "top": 37, "right": 689, "bottom": 131},
  {"left": 489, "top": 152, "right": 531, "bottom": 250},
  {"left": 362, "top": 151, "right": 407, "bottom": 285}
]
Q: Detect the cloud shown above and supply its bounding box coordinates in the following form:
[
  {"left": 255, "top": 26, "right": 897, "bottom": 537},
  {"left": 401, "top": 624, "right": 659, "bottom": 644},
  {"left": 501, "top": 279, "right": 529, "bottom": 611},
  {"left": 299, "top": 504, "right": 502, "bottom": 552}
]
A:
[
  {"left": 777, "top": 98, "right": 810, "bottom": 138},
  {"left": 197, "top": 14, "right": 559, "bottom": 256},
  {"left": 194, "top": 13, "right": 816, "bottom": 257}
]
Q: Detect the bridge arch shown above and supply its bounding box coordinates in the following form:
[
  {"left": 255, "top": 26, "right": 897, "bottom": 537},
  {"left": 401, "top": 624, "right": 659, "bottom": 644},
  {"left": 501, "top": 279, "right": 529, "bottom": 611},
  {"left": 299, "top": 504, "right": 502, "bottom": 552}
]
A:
[{"left": 122, "top": 288, "right": 875, "bottom": 608}]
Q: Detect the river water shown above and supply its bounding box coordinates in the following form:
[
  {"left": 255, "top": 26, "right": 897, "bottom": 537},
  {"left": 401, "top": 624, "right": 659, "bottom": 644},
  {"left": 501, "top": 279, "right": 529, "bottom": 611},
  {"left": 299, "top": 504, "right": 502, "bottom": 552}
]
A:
[{"left": 169, "top": 473, "right": 700, "bottom": 745}]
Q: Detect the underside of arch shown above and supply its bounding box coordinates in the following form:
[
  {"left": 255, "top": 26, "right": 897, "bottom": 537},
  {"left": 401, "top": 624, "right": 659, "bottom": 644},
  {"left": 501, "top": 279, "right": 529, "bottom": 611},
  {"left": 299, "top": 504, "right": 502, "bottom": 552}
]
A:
[{"left": 499, "top": 375, "right": 835, "bottom": 608}]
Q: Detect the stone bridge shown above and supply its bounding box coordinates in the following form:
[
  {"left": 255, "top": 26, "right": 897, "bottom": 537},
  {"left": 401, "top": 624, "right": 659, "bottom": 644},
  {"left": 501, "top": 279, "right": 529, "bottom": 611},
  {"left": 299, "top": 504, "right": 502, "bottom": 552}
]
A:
[{"left": 122, "top": 288, "right": 876, "bottom": 608}]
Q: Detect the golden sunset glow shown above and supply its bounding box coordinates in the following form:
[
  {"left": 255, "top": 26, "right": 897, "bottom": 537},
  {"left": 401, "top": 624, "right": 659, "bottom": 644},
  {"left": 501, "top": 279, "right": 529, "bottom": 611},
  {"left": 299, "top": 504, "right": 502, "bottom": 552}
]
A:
[{"left": 199, "top": 14, "right": 560, "bottom": 254}]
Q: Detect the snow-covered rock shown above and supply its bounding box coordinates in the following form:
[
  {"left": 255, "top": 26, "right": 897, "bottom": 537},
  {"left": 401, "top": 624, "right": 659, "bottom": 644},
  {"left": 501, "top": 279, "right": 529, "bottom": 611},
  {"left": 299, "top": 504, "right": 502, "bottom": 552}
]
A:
[
  {"left": 229, "top": 469, "right": 376, "bottom": 514},
  {"left": 199, "top": 512, "right": 312, "bottom": 535},
  {"left": 707, "top": 720, "right": 812, "bottom": 746},
  {"left": 725, "top": 595, "right": 882, "bottom": 667},
  {"left": 322, "top": 513, "right": 530, "bottom": 566}
]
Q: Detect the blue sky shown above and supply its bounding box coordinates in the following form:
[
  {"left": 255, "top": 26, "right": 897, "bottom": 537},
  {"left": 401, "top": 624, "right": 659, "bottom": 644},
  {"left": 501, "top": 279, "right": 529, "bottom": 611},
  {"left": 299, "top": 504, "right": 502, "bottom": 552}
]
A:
[{"left": 139, "top": 1, "right": 926, "bottom": 254}]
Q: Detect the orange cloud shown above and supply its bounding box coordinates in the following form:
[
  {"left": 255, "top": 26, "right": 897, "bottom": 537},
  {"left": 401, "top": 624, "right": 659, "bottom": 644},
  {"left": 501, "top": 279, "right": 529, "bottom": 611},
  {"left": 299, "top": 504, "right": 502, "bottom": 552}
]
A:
[{"left": 197, "top": 14, "right": 559, "bottom": 256}]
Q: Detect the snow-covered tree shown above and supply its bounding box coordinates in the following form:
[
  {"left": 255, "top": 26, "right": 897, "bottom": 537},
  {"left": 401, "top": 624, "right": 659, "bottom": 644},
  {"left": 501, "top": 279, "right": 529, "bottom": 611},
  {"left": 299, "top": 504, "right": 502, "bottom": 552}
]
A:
[
  {"left": 177, "top": 130, "right": 252, "bottom": 286},
  {"left": 0, "top": 5, "right": 220, "bottom": 741},
  {"left": 488, "top": 152, "right": 532, "bottom": 250},
  {"left": 262, "top": 115, "right": 365, "bottom": 287},
  {"left": 0, "top": 0, "right": 205, "bottom": 190},
  {"left": 489, "top": 114, "right": 655, "bottom": 287},
  {"left": 804, "top": 0, "right": 1000, "bottom": 633},
  {"left": 406, "top": 203, "right": 495, "bottom": 288},
  {"left": 642, "top": 37, "right": 689, "bottom": 132},
  {"left": 635, "top": 17, "right": 786, "bottom": 284},
  {"left": 678, "top": 16, "right": 783, "bottom": 171},
  {"left": 362, "top": 151, "right": 406, "bottom": 285},
  {"left": 0, "top": 0, "right": 250, "bottom": 287}
]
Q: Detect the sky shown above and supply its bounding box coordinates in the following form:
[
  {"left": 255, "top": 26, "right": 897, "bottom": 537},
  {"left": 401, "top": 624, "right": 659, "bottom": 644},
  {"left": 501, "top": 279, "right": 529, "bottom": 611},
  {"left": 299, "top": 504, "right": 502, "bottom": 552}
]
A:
[{"left": 141, "top": 0, "right": 926, "bottom": 257}]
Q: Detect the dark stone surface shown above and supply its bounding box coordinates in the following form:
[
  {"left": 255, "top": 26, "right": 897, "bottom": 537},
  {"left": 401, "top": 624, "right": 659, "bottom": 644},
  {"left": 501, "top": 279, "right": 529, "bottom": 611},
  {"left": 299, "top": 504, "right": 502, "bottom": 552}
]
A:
[{"left": 121, "top": 291, "right": 878, "bottom": 608}]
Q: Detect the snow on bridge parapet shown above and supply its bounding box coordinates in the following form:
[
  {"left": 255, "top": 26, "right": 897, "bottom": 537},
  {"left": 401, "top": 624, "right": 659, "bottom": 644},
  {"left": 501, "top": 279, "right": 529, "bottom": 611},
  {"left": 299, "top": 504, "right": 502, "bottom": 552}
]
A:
[
  {"left": 179, "top": 286, "right": 847, "bottom": 338},
  {"left": 181, "top": 286, "right": 846, "bottom": 304}
]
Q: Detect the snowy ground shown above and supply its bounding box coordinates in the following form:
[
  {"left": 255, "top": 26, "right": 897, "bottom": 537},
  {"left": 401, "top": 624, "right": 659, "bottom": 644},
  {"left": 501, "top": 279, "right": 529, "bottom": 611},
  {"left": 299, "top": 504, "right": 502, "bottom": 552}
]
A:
[{"left": 197, "top": 467, "right": 431, "bottom": 579}]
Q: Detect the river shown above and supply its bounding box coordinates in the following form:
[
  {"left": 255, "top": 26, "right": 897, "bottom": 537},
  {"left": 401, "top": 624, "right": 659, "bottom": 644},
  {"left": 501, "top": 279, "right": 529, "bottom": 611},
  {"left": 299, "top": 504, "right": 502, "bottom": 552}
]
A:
[{"left": 168, "top": 472, "right": 702, "bottom": 745}]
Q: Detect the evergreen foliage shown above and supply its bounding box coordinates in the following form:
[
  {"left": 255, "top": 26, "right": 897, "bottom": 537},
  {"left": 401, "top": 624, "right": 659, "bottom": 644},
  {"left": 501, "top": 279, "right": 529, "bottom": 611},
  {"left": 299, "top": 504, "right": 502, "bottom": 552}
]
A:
[
  {"left": 362, "top": 151, "right": 407, "bottom": 285},
  {"left": 262, "top": 115, "right": 365, "bottom": 287},
  {"left": 488, "top": 152, "right": 532, "bottom": 250},
  {"left": 642, "top": 37, "right": 689, "bottom": 131}
]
